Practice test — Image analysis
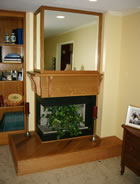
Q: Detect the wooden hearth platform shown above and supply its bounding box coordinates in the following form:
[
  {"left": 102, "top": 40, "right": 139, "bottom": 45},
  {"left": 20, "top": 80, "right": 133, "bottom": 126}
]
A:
[{"left": 9, "top": 132, "right": 122, "bottom": 175}]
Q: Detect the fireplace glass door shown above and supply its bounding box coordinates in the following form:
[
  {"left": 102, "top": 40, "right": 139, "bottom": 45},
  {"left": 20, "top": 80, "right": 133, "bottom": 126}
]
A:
[{"left": 36, "top": 95, "right": 96, "bottom": 141}]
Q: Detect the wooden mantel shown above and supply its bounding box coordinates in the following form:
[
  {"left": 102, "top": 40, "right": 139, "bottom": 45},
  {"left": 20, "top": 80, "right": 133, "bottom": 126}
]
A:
[{"left": 27, "top": 71, "right": 103, "bottom": 98}]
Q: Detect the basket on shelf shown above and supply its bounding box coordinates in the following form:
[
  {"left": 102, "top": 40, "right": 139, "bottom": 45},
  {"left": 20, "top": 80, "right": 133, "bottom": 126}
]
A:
[{"left": 6, "top": 93, "right": 23, "bottom": 106}]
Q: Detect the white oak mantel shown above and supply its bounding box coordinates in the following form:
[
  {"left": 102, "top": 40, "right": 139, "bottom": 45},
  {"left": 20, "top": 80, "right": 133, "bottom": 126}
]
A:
[{"left": 27, "top": 71, "right": 103, "bottom": 98}]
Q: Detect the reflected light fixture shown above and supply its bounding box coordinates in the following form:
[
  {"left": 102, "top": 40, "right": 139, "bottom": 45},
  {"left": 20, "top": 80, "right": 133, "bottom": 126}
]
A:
[
  {"left": 89, "top": 0, "right": 98, "bottom": 2},
  {"left": 56, "top": 15, "right": 65, "bottom": 19}
]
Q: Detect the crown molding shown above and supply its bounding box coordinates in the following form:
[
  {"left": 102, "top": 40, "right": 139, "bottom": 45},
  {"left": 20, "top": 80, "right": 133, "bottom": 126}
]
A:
[{"left": 108, "top": 8, "right": 140, "bottom": 16}]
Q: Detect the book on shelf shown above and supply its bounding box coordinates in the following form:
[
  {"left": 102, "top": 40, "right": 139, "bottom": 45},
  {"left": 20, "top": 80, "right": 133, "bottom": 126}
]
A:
[
  {"left": 2, "top": 61, "right": 22, "bottom": 64},
  {"left": 13, "top": 28, "right": 24, "bottom": 44},
  {"left": 6, "top": 53, "right": 21, "bottom": 58},
  {"left": 3, "top": 53, "right": 23, "bottom": 63},
  {"left": 4, "top": 57, "right": 22, "bottom": 61}
]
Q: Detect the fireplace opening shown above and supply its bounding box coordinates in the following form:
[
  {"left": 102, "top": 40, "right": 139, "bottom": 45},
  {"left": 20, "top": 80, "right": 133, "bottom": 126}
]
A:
[{"left": 36, "top": 95, "right": 96, "bottom": 141}]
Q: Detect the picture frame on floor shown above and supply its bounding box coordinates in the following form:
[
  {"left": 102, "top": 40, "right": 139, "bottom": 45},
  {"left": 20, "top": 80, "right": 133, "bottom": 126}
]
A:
[{"left": 125, "top": 105, "right": 140, "bottom": 129}]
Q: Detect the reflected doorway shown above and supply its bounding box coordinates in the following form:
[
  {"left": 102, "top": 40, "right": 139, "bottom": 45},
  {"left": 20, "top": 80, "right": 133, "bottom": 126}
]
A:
[{"left": 57, "top": 42, "right": 74, "bottom": 71}]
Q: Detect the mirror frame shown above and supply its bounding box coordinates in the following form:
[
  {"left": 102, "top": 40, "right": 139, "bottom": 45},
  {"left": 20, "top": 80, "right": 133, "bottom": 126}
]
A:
[{"left": 34, "top": 6, "right": 102, "bottom": 73}]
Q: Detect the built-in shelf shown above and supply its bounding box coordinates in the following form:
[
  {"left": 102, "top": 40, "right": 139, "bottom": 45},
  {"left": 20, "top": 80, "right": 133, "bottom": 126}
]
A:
[
  {"left": 0, "top": 105, "right": 24, "bottom": 110},
  {"left": 0, "top": 80, "right": 23, "bottom": 83},
  {"left": 0, "top": 9, "right": 26, "bottom": 145},
  {"left": 0, "top": 43, "right": 23, "bottom": 47}
]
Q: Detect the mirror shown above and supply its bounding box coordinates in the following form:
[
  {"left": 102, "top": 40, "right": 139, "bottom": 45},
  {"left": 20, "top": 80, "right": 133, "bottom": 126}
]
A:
[{"left": 44, "top": 9, "right": 100, "bottom": 71}]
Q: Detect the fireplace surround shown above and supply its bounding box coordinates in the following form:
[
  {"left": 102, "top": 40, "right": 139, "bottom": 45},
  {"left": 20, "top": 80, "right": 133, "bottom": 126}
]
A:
[
  {"left": 36, "top": 95, "right": 96, "bottom": 141},
  {"left": 27, "top": 71, "right": 102, "bottom": 142}
]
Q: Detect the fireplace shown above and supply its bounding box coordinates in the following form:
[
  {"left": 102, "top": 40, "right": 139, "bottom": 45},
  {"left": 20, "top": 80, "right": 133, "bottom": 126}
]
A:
[{"left": 36, "top": 95, "right": 96, "bottom": 141}]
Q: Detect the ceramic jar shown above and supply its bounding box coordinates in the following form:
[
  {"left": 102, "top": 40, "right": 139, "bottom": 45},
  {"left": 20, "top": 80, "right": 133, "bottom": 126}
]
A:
[
  {"left": 11, "top": 33, "right": 16, "bottom": 43},
  {"left": 4, "top": 33, "right": 10, "bottom": 43}
]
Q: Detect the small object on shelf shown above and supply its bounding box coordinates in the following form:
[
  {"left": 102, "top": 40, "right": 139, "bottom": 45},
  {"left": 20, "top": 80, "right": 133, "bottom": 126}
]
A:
[
  {"left": 0, "top": 111, "right": 24, "bottom": 131},
  {"left": 6, "top": 53, "right": 21, "bottom": 58},
  {"left": 3, "top": 53, "right": 22, "bottom": 63},
  {"left": 6, "top": 93, "right": 23, "bottom": 106},
  {"left": 10, "top": 33, "right": 16, "bottom": 44},
  {"left": 2, "top": 61, "right": 22, "bottom": 64},
  {"left": 6, "top": 71, "right": 12, "bottom": 81},
  {"left": 64, "top": 64, "right": 72, "bottom": 70},
  {"left": 12, "top": 70, "right": 17, "bottom": 80},
  {"left": 4, "top": 33, "right": 10, "bottom": 43},
  {"left": 13, "top": 28, "right": 23, "bottom": 44},
  {"left": 1, "top": 72, "right": 7, "bottom": 81},
  {"left": 17, "top": 71, "right": 22, "bottom": 81},
  {"left": 0, "top": 95, "right": 4, "bottom": 107}
]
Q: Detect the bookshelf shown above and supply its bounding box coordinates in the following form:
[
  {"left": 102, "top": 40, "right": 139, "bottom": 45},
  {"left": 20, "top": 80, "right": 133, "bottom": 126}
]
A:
[{"left": 0, "top": 10, "right": 26, "bottom": 144}]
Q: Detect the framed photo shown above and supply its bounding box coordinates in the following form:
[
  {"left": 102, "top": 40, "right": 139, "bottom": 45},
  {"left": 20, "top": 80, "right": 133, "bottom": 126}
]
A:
[{"left": 125, "top": 105, "right": 140, "bottom": 129}]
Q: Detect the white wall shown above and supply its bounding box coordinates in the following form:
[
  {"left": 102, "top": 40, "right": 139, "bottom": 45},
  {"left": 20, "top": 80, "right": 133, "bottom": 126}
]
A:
[
  {"left": 26, "top": 13, "right": 34, "bottom": 130},
  {"left": 116, "top": 11, "right": 140, "bottom": 138},
  {"left": 98, "top": 11, "right": 140, "bottom": 139},
  {"left": 97, "top": 13, "right": 122, "bottom": 138}
]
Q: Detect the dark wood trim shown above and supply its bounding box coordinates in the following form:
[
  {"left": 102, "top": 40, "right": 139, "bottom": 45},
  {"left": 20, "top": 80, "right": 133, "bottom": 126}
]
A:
[
  {"left": 34, "top": 7, "right": 41, "bottom": 15},
  {"left": 23, "top": 12, "right": 27, "bottom": 130},
  {"left": 28, "top": 70, "right": 103, "bottom": 75},
  {"left": 0, "top": 10, "right": 26, "bottom": 17},
  {"left": 40, "top": 7, "right": 44, "bottom": 73},
  {"left": 97, "top": 14, "right": 102, "bottom": 72},
  {"left": 33, "top": 13, "right": 36, "bottom": 71},
  {"left": 41, "top": 6, "right": 102, "bottom": 16}
]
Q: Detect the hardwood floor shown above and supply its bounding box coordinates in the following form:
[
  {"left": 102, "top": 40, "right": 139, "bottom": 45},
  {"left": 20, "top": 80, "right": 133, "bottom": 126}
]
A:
[{"left": 9, "top": 132, "right": 122, "bottom": 176}]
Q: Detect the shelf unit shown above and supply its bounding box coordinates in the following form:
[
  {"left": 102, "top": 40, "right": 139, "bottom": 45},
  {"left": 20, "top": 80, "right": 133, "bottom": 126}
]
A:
[{"left": 0, "top": 10, "right": 26, "bottom": 144}]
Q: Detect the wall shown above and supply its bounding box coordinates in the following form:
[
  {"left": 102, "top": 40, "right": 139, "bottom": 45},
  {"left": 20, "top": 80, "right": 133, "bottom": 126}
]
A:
[
  {"left": 116, "top": 11, "right": 140, "bottom": 138},
  {"left": 44, "top": 24, "right": 98, "bottom": 70},
  {"left": 97, "top": 13, "right": 122, "bottom": 138},
  {"left": 26, "top": 13, "right": 34, "bottom": 130},
  {"left": 97, "top": 11, "right": 140, "bottom": 139}
]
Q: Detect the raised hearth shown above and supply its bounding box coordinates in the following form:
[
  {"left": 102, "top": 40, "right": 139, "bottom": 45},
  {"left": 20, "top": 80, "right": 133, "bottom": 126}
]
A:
[{"left": 9, "top": 132, "right": 122, "bottom": 175}]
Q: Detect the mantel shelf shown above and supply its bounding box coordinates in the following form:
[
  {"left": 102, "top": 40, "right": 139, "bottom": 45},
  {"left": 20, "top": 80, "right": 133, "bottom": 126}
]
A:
[{"left": 27, "top": 71, "right": 103, "bottom": 98}]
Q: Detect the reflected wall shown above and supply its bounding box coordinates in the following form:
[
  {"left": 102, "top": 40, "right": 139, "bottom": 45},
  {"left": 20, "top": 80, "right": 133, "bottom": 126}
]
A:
[{"left": 44, "top": 10, "right": 99, "bottom": 71}]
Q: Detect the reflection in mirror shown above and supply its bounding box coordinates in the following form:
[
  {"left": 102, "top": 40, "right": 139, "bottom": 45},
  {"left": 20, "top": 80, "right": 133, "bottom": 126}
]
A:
[
  {"left": 35, "top": 12, "right": 41, "bottom": 70},
  {"left": 44, "top": 10, "right": 99, "bottom": 71}
]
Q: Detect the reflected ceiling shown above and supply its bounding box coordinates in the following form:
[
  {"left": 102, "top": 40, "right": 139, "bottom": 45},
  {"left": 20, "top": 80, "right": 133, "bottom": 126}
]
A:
[{"left": 44, "top": 10, "right": 98, "bottom": 38}]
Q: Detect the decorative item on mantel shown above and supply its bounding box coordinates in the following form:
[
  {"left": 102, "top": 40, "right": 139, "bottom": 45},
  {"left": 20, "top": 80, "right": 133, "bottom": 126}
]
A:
[
  {"left": 25, "top": 102, "right": 31, "bottom": 136},
  {"left": 64, "top": 64, "right": 72, "bottom": 70}
]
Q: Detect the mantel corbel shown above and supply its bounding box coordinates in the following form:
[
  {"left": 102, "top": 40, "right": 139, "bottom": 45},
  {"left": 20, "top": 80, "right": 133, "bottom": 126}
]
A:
[{"left": 27, "top": 72, "right": 41, "bottom": 96}]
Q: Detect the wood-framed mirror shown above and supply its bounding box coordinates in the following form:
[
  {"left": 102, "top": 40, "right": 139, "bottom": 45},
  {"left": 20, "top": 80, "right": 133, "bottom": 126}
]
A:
[{"left": 34, "top": 6, "right": 102, "bottom": 73}]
